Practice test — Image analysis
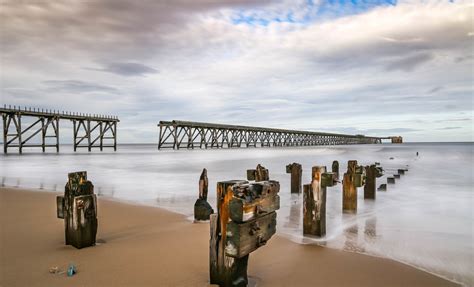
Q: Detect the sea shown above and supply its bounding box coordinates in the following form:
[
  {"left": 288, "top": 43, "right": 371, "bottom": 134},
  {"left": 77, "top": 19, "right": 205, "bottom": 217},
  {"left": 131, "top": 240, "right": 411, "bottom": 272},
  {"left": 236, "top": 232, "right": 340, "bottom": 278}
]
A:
[{"left": 1, "top": 143, "right": 472, "bottom": 286}]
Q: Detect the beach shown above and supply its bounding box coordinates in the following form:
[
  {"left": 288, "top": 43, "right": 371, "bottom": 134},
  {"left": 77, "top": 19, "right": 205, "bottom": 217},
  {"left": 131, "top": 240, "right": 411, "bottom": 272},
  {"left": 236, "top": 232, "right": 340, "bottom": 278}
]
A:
[{"left": 0, "top": 187, "right": 458, "bottom": 286}]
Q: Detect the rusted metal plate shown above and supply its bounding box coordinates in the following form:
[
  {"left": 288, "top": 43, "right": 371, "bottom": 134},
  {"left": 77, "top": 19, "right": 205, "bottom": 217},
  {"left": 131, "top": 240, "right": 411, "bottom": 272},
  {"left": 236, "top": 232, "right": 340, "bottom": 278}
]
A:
[
  {"left": 225, "top": 212, "right": 277, "bottom": 258},
  {"left": 56, "top": 195, "right": 64, "bottom": 219}
]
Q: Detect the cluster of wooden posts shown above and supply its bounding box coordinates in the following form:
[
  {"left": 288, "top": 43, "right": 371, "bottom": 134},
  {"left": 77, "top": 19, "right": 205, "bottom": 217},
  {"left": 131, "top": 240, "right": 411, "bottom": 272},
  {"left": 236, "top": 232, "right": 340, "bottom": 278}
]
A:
[
  {"left": 288, "top": 160, "right": 408, "bottom": 237},
  {"left": 194, "top": 164, "right": 279, "bottom": 287},
  {"left": 54, "top": 161, "right": 407, "bottom": 286},
  {"left": 192, "top": 161, "right": 408, "bottom": 286}
]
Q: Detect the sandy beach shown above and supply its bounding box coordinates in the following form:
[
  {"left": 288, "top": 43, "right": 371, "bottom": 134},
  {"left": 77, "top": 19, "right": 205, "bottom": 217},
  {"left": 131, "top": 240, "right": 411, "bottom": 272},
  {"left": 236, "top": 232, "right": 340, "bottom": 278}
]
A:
[{"left": 0, "top": 187, "right": 458, "bottom": 287}]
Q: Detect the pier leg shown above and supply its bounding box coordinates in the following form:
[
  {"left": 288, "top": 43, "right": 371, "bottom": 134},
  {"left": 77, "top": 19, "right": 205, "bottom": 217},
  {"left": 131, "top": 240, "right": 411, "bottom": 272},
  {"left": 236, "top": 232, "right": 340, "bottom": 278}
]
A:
[
  {"left": 55, "top": 117, "right": 59, "bottom": 152},
  {"left": 17, "top": 114, "right": 22, "bottom": 154},
  {"left": 99, "top": 121, "right": 103, "bottom": 151},
  {"left": 2, "top": 114, "right": 7, "bottom": 154},
  {"left": 41, "top": 118, "right": 45, "bottom": 152},
  {"left": 286, "top": 162, "right": 302, "bottom": 194},
  {"left": 87, "top": 120, "right": 91, "bottom": 152},
  {"left": 113, "top": 122, "right": 117, "bottom": 151}
]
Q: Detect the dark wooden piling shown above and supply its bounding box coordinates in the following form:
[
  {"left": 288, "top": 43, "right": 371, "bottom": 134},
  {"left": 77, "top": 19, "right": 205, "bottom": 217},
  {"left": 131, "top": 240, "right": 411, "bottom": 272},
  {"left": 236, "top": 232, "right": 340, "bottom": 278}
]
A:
[
  {"left": 57, "top": 171, "right": 97, "bottom": 249},
  {"left": 210, "top": 179, "right": 279, "bottom": 286},
  {"left": 332, "top": 160, "right": 339, "bottom": 181},
  {"left": 364, "top": 165, "right": 377, "bottom": 199},
  {"left": 342, "top": 160, "right": 359, "bottom": 213},
  {"left": 286, "top": 162, "right": 302, "bottom": 194},
  {"left": 303, "top": 166, "right": 328, "bottom": 236},
  {"left": 194, "top": 168, "right": 214, "bottom": 221},
  {"left": 210, "top": 180, "right": 249, "bottom": 286},
  {"left": 246, "top": 164, "right": 269, "bottom": 182}
]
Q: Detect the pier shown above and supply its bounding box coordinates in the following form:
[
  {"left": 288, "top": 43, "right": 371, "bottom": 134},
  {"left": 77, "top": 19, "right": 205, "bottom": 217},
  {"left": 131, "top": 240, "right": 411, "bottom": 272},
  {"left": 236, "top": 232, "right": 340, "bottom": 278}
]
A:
[
  {"left": 1, "top": 105, "right": 119, "bottom": 153},
  {"left": 157, "top": 120, "right": 399, "bottom": 149}
]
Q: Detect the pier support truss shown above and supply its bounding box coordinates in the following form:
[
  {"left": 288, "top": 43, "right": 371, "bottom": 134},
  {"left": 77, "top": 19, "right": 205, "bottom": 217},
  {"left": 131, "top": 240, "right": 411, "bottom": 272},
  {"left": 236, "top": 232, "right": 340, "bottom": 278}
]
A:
[
  {"left": 158, "top": 120, "right": 388, "bottom": 150},
  {"left": 1, "top": 105, "right": 119, "bottom": 154}
]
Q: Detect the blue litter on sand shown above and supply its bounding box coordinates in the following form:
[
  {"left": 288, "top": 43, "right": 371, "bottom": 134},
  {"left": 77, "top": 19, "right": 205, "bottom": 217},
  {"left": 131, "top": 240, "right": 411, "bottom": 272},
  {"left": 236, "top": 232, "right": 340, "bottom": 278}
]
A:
[{"left": 67, "top": 263, "right": 77, "bottom": 277}]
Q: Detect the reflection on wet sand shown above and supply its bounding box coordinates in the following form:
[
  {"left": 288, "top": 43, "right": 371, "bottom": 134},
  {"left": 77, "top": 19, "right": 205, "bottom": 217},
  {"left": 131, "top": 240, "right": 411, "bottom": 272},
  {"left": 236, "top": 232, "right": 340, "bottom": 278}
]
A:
[
  {"left": 285, "top": 194, "right": 301, "bottom": 229},
  {"left": 343, "top": 223, "right": 365, "bottom": 253},
  {"left": 364, "top": 217, "right": 377, "bottom": 241}
]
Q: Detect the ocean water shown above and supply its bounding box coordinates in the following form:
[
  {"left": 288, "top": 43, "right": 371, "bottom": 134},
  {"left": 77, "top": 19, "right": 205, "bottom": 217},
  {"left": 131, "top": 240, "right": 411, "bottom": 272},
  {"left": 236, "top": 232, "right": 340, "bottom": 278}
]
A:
[{"left": 1, "top": 143, "right": 472, "bottom": 286}]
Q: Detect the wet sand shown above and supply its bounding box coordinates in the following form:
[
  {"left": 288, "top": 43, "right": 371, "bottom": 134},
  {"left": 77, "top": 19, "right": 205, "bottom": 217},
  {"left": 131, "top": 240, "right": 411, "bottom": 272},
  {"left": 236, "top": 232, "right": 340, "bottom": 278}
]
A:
[{"left": 0, "top": 187, "right": 458, "bottom": 286}]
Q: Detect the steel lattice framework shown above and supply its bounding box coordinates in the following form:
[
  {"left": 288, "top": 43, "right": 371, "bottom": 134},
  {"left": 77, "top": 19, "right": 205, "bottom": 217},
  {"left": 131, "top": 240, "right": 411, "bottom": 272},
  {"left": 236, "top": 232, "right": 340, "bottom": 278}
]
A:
[
  {"left": 158, "top": 120, "right": 386, "bottom": 150},
  {"left": 1, "top": 105, "right": 119, "bottom": 154}
]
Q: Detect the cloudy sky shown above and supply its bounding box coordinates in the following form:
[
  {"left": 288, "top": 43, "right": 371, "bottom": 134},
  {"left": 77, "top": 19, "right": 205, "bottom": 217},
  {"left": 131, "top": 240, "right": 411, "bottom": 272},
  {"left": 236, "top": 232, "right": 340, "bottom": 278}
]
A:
[{"left": 1, "top": 0, "right": 472, "bottom": 143}]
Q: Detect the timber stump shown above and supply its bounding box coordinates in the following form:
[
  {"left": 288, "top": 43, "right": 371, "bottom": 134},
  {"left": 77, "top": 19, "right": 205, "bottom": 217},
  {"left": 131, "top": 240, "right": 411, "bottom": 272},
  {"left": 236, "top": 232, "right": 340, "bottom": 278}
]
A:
[
  {"left": 210, "top": 179, "right": 280, "bottom": 286},
  {"left": 56, "top": 171, "right": 97, "bottom": 249},
  {"left": 194, "top": 168, "right": 214, "bottom": 221}
]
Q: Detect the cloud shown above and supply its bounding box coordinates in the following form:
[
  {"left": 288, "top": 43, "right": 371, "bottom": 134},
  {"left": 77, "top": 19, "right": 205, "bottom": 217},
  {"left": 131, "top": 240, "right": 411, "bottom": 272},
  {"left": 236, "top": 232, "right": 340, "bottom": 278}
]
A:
[
  {"left": 385, "top": 52, "right": 434, "bottom": 72},
  {"left": 1, "top": 0, "right": 472, "bottom": 143},
  {"left": 42, "top": 80, "right": 118, "bottom": 94},
  {"left": 91, "top": 62, "right": 158, "bottom": 76}
]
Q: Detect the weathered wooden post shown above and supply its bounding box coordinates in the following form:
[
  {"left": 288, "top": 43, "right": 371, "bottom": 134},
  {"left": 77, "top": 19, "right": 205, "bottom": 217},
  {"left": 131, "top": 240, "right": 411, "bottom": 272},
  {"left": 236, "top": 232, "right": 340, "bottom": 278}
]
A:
[
  {"left": 364, "top": 165, "right": 376, "bottom": 200},
  {"left": 56, "top": 171, "right": 98, "bottom": 249},
  {"left": 194, "top": 168, "right": 214, "bottom": 221},
  {"left": 246, "top": 164, "right": 269, "bottom": 182},
  {"left": 286, "top": 162, "right": 302, "bottom": 194},
  {"left": 303, "top": 166, "right": 335, "bottom": 237},
  {"left": 342, "top": 160, "right": 364, "bottom": 213},
  {"left": 364, "top": 165, "right": 380, "bottom": 199},
  {"left": 210, "top": 179, "right": 279, "bottom": 286},
  {"left": 332, "top": 160, "right": 339, "bottom": 181}
]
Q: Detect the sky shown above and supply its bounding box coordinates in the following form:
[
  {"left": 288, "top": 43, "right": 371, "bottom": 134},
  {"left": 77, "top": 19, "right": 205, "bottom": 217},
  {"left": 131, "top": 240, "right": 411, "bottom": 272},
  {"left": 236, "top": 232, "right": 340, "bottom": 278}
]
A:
[{"left": 1, "top": 0, "right": 472, "bottom": 143}]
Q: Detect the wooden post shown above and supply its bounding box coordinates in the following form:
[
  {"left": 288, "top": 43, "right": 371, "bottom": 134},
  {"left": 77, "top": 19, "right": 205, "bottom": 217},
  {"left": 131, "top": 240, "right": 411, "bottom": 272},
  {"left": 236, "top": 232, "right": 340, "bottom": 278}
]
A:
[
  {"left": 377, "top": 184, "right": 387, "bottom": 191},
  {"left": 342, "top": 160, "right": 358, "bottom": 213},
  {"left": 211, "top": 180, "right": 279, "bottom": 286},
  {"left": 364, "top": 165, "right": 376, "bottom": 199},
  {"left": 332, "top": 160, "right": 339, "bottom": 181},
  {"left": 210, "top": 180, "right": 249, "bottom": 287},
  {"left": 303, "top": 166, "right": 327, "bottom": 236},
  {"left": 246, "top": 164, "right": 269, "bottom": 182},
  {"left": 194, "top": 168, "right": 214, "bottom": 221},
  {"left": 286, "top": 162, "right": 302, "bottom": 194},
  {"left": 58, "top": 171, "right": 98, "bottom": 249}
]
